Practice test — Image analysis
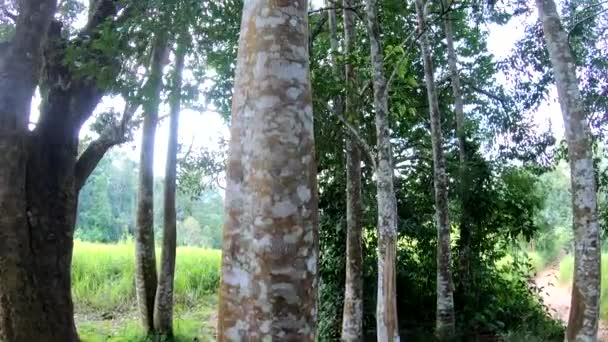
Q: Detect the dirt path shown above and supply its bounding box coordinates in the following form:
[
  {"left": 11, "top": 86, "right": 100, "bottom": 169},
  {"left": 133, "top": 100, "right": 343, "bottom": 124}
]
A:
[{"left": 534, "top": 261, "right": 608, "bottom": 340}]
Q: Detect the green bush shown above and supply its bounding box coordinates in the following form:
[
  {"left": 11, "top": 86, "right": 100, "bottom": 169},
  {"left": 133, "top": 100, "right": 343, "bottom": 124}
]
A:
[{"left": 72, "top": 240, "right": 221, "bottom": 312}]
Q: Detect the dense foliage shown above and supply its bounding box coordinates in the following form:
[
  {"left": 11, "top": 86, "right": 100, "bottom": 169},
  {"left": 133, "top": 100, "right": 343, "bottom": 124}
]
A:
[{"left": 76, "top": 150, "right": 224, "bottom": 249}]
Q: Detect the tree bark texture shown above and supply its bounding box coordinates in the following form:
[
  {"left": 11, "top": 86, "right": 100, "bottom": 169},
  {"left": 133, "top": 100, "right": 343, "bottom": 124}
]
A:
[
  {"left": 0, "top": 1, "right": 82, "bottom": 341},
  {"left": 415, "top": 0, "right": 456, "bottom": 338},
  {"left": 153, "top": 42, "right": 186, "bottom": 335},
  {"left": 364, "top": 0, "right": 399, "bottom": 340},
  {"left": 217, "top": 1, "right": 319, "bottom": 340},
  {"left": 441, "top": 0, "right": 471, "bottom": 298},
  {"left": 340, "top": 0, "right": 364, "bottom": 340},
  {"left": 135, "top": 34, "right": 168, "bottom": 333},
  {"left": 537, "top": 0, "right": 601, "bottom": 340}
]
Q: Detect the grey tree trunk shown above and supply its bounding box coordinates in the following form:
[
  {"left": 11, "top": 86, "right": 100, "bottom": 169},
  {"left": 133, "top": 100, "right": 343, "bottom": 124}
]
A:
[
  {"left": 415, "top": 0, "right": 456, "bottom": 338},
  {"left": 153, "top": 42, "right": 186, "bottom": 335},
  {"left": 217, "top": 1, "right": 319, "bottom": 340},
  {"left": 442, "top": 0, "right": 471, "bottom": 296},
  {"left": 340, "top": 0, "right": 364, "bottom": 340},
  {"left": 135, "top": 35, "right": 168, "bottom": 333},
  {"left": 363, "top": 0, "right": 399, "bottom": 340},
  {"left": 537, "top": 0, "right": 601, "bottom": 340}
]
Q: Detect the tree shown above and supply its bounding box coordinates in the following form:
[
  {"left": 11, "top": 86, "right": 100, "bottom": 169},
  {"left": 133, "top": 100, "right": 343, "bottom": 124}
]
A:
[
  {"left": 217, "top": 0, "right": 319, "bottom": 339},
  {"left": 135, "top": 33, "right": 168, "bottom": 333},
  {"left": 536, "top": 0, "right": 601, "bottom": 340},
  {"left": 0, "top": 0, "right": 160, "bottom": 337},
  {"left": 414, "top": 0, "right": 455, "bottom": 338},
  {"left": 340, "top": 0, "right": 364, "bottom": 340},
  {"left": 0, "top": 0, "right": 65, "bottom": 340},
  {"left": 154, "top": 40, "right": 186, "bottom": 335},
  {"left": 363, "top": 0, "right": 399, "bottom": 340},
  {"left": 442, "top": 0, "right": 471, "bottom": 297}
]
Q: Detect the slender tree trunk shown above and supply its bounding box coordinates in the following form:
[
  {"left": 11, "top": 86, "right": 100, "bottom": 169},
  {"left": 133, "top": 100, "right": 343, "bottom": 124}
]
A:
[
  {"left": 363, "top": 0, "right": 399, "bottom": 340},
  {"left": 135, "top": 35, "right": 168, "bottom": 333},
  {"left": 415, "top": 0, "right": 456, "bottom": 338},
  {"left": 217, "top": 1, "right": 319, "bottom": 340},
  {"left": 153, "top": 42, "right": 186, "bottom": 335},
  {"left": 442, "top": 0, "right": 471, "bottom": 297},
  {"left": 537, "top": 0, "right": 601, "bottom": 340},
  {"left": 340, "top": 0, "right": 364, "bottom": 340}
]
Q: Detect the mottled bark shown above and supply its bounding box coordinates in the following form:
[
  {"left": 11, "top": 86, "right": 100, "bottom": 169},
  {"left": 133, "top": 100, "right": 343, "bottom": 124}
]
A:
[
  {"left": 441, "top": 0, "right": 471, "bottom": 297},
  {"left": 415, "top": 0, "right": 455, "bottom": 338},
  {"left": 363, "top": 0, "right": 399, "bottom": 340},
  {"left": 217, "top": 1, "right": 319, "bottom": 341},
  {"left": 154, "top": 43, "right": 186, "bottom": 335},
  {"left": 536, "top": 0, "right": 601, "bottom": 340},
  {"left": 340, "top": 0, "right": 364, "bottom": 340},
  {"left": 135, "top": 35, "right": 168, "bottom": 333}
]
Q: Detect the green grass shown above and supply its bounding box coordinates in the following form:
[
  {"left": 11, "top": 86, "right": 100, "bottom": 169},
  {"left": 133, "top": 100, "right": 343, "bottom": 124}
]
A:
[
  {"left": 72, "top": 241, "right": 221, "bottom": 341},
  {"left": 72, "top": 240, "right": 221, "bottom": 313},
  {"left": 78, "top": 295, "right": 217, "bottom": 341},
  {"left": 558, "top": 254, "right": 608, "bottom": 319}
]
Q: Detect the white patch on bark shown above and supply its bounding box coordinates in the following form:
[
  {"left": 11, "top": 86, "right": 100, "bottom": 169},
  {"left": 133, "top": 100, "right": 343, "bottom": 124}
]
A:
[{"left": 272, "top": 199, "right": 298, "bottom": 218}]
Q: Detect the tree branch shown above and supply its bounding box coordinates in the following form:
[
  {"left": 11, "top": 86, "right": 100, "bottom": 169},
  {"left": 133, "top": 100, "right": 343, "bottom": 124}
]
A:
[
  {"left": 310, "top": 14, "right": 328, "bottom": 47},
  {"left": 462, "top": 79, "right": 512, "bottom": 113},
  {"left": 385, "top": 0, "right": 456, "bottom": 95},
  {"left": 1, "top": 7, "right": 17, "bottom": 21},
  {"left": 568, "top": 6, "right": 608, "bottom": 41},
  {"left": 308, "top": 5, "right": 363, "bottom": 15},
  {"left": 74, "top": 103, "right": 138, "bottom": 190},
  {"left": 318, "top": 100, "right": 377, "bottom": 171}
]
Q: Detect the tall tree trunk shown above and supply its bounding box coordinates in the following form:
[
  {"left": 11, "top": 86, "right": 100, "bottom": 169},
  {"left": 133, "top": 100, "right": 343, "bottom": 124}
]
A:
[
  {"left": 153, "top": 41, "right": 186, "bottom": 335},
  {"left": 442, "top": 0, "right": 471, "bottom": 298},
  {"left": 217, "top": 1, "right": 319, "bottom": 340},
  {"left": 415, "top": 0, "right": 456, "bottom": 338},
  {"left": 536, "top": 0, "right": 601, "bottom": 340},
  {"left": 1, "top": 3, "right": 139, "bottom": 340},
  {"left": 340, "top": 0, "right": 364, "bottom": 340},
  {"left": 0, "top": 1, "right": 81, "bottom": 341},
  {"left": 363, "top": 0, "right": 399, "bottom": 340},
  {"left": 135, "top": 35, "right": 168, "bottom": 333}
]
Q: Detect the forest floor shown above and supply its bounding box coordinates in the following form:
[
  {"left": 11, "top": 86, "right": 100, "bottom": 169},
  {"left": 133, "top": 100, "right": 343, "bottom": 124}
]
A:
[
  {"left": 534, "top": 259, "right": 608, "bottom": 341},
  {"left": 75, "top": 295, "right": 217, "bottom": 341}
]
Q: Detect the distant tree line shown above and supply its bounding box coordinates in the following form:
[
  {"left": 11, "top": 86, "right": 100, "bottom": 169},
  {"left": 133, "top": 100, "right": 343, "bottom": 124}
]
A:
[{"left": 76, "top": 150, "right": 223, "bottom": 249}]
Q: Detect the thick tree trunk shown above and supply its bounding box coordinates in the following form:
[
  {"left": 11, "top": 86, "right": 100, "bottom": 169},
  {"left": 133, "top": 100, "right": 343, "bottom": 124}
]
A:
[
  {"left": 217, "top": 1, "right": 319, "bottom": 340},
  {"left": 415, "top": 0, "right": 456, "bottom": 338},
  {"left": 135, "top": 35, "right": 168, "bottom": 333},
  {"left": 154, "top": 42, "right": 186, "bottom": 335},
  {"left": 536, "top": 0, "right": 601, "bottom": 340},
  {"left": 1, "top": 2, "right": 138, "bottom": 340},
  {"left": 442, "top": 0, "right": 471, "bottom": 297},
  {"left": 340, "top": 0, "right": 364, "bottom": 340},
  {"left": 25, "top": 120, "right": 80, "bottom": 342},
  {"left": 363, "top": 0, "right": 399, "bottom": 340},
  {"left": 0, "top": 1, "right": 81, "bottom": 341}
]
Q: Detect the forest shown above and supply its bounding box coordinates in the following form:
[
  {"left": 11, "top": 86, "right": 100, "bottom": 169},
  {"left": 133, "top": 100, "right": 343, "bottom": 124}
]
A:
[{"left": 0, "top": 0, "right": 607, "bottom": 341}]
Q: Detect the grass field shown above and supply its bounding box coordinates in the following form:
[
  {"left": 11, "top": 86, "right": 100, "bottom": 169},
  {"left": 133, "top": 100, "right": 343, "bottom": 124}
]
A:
[
  {"left": 72, "top": 241, "right": 221, "bottom": 341},
  {"left": 558, "top": 254, "right": 608, "bottom": 319}
]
